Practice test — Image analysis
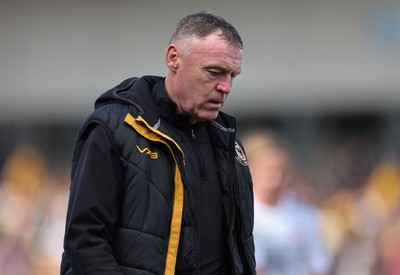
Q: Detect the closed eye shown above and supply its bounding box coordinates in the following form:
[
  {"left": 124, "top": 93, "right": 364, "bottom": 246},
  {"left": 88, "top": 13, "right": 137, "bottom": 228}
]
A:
[
  {"left": 207, "top": 69, "right": 223, "bottom": 78},
  {"left": 205, "top": 67, "right": 241, "bottom": 80}
]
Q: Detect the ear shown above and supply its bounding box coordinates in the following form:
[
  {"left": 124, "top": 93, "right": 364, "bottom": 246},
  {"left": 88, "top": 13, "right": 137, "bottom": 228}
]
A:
[{"left": 165, "top": 44, "right": 179, "bottom": 72}]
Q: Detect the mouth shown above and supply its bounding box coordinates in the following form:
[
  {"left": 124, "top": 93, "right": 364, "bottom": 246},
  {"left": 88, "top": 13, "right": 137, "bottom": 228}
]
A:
[{"left": 207, "top": 100, "right": 223, "bottom": 109}]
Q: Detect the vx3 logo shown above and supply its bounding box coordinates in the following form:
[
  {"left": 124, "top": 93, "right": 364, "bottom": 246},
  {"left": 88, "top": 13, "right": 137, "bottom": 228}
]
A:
[{"left": 136, "top": 145, "right": 158, "bottom": 159}]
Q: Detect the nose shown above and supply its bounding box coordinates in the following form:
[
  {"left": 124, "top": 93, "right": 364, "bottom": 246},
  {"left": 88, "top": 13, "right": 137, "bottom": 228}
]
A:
[{"left": 216, "top": 74, "right": 232, "bottom": 94}]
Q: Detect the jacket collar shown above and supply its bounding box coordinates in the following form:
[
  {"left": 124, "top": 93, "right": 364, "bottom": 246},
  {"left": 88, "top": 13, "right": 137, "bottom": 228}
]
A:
[
  {"left": 95, "top": 75, "right": 235, "bottom": 132},
  {"left": 152, "top": 79, "right": 195, "bottom": 131}
]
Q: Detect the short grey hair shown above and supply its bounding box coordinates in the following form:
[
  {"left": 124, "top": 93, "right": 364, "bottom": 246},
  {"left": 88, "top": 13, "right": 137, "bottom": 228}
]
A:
[{"left": 169, "top": 11, "right": 243, "bottom": 50}]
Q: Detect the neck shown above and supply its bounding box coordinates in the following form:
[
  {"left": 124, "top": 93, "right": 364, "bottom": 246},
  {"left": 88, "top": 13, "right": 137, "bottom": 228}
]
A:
[
  {"left": 164, "top": 74, "right": 199, "bottom": 125},
  {"left": 255, "top": 190, "right": 281, "bottom": 206}
]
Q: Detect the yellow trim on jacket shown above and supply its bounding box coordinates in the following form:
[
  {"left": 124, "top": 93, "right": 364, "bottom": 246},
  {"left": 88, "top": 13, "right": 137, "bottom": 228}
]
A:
[{"left": 124, "top": 113, "right": 184, "bottom": 275}]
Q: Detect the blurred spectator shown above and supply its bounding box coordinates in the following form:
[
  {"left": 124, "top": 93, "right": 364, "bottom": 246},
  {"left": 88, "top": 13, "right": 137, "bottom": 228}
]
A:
[
  {"left": 375, "top": 209, "right": 400, "bottom": 275},
  {"left": 363, "top": 156, "right": 400, "bottom": 234},
  {"left": 318, "top": 139, "right": 400, "bottom": 275},
  {"left": 32, "top": 167, "right": 69, "bottom": 275},
  {"left": 0, "top": 145, "right": 48, "bottom": 275},
  {"left": 0, "top": 144, "right": 69, "bottom": 275},
  {"left": 313, "top": 135, "right": 375, "bottom": 256},
  {"left": 243, "top": 129, "right": 333, "bottom": 275},
  {"left": 368, "top": 157, "right": 400, "bottom": 275}
]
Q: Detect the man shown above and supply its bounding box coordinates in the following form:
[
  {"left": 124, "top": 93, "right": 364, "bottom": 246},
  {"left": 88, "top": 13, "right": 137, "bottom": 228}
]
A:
[
  {"left": 243, "top": 129, "right": 332, "bottom": 275},
  {"left": 61, "top": 12, "right": 255, "bottom": 275}
]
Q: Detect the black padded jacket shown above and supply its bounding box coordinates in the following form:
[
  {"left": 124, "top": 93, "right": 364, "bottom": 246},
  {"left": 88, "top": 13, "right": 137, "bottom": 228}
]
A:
[{"left": 61, "top": 75, "right": 256, "bottom": 275}]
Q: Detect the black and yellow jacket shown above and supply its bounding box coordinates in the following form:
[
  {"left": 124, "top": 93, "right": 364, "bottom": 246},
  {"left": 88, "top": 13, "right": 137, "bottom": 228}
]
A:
[{"left": 61, "top": 75, "right": 255, "bottom": 275}]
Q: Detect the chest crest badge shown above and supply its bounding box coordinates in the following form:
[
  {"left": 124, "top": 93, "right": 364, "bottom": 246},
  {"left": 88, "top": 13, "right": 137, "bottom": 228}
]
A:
[{"left": 235, "top": 141, "right": 248, "bottom": 166}]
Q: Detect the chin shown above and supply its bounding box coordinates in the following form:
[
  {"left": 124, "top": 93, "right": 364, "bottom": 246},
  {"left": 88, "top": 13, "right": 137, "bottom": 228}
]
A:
[
  {"left": 203, "top": 114, "right": 219, "bottom": 121},
  {"left": 195, "top": 110, "right": 220, "bottom": 122}
]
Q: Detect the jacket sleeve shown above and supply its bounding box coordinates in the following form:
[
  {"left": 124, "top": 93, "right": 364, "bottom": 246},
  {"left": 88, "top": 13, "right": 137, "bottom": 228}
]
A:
[{"left": 63, "top": 123, "right": 124, "bottom": 274}]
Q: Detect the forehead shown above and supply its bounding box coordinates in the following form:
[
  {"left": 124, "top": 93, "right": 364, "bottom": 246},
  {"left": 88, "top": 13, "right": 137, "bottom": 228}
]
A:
[{"left": 185, "top": 32, "right": 243, "bottom": 70}]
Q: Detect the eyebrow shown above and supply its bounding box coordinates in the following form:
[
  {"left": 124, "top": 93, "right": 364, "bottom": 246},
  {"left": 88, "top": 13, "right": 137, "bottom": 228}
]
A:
[
  {"left": 233, "top": 70, "right": 241, "bottom": 77},
  {"left": 205, "top": 65, "right": 241, "bottom": 77}
]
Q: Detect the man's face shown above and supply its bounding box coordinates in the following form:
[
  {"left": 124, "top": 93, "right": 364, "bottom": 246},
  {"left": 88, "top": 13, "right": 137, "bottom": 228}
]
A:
[
  {"left": 251, "top": 148, "right": 289, "bottom": 196},
  {"left": 168, "top": 31, "right": 243, "bottom": 123}
]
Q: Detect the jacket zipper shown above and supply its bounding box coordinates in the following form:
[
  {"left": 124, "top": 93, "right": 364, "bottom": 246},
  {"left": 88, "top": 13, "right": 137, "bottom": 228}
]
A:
[
  {"left": 189, "top": 127, "right": 206, "bottom": 181},
  {"left": 176, "top": 158, "right": 201, "bottom": 274},
  {"left": 191, "top": 128, "right": 196, "bottom": 139},
  {"left": 177, "top": 150, "right": 201, "bottom": 274}
]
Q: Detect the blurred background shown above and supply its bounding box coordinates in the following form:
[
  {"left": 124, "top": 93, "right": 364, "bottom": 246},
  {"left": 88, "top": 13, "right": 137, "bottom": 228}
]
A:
[{"left": 1, "top": 0, "right": 400, "bottom": 274}]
